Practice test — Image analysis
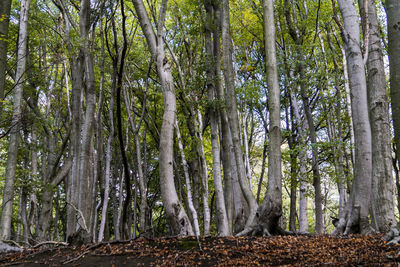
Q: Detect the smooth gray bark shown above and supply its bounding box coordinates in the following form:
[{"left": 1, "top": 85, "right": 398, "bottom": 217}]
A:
[
  {"left": 335, "top": 0, "right": 372, "bottom": 234},
  {"left": 204, "top": 1, "right": 230, "bottom": 236},
  {"left": 237, "top": 0, "right": 282, "bottom": 236},
  {"left": 221, "top": 0, "right": 258, "bottom": 230},
  {"left": 77, "top": 0, "right": 96, "bottom": 237},
  {"left": 256, "top": 0, "right": 283, "bottom": 234},
  {"left": 211, "top": 2, "right": 234, "bottom": 232},
  {"left": 132, "top": 0, "right": 193, "bottom": 236},
  {"left": 360, "top": 0, "right": 396, "bottom": 232},
  {"left": 0, "top": 0, "right": 31, "bottom": 240},
  {"left": 196, "top": 110, "right": 211, "bottom": 235},
  {"left": 386, "top": 0, "right": 400, "bottom": 229}
]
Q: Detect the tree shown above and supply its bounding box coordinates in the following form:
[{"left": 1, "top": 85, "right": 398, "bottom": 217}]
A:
[
  {"left": 238, "top": 0, "right": 283, "bottom": 236},
  {"left": 359, "top": 0, "right": 396, "bottom": 233},
  {"left": 0, "top": 0, "right": 12, "bottom": 114},
  {"left": 221, "top": 0, "right": 258, "bottom": 230},
  {"left": 204, "top": 0, "right": 230, "bottom": 236},
  {"left": 334, "top": 0, "right": 372, "bottom": 234},
  {"left": 387, "top": 0, "right": 400, "bottom": 224},
  {"left": 132, "top": 0, "right": 193, "bottom": 236},
  {"left": 0, "top": 0, "right": 31, "bottom": 240}
]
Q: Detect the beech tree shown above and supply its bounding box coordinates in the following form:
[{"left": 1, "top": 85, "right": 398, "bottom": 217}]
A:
[
  {"left": 359, "top": 0, "right": 396, "bottom": 232},
  {"left": 0, "top": 0, "right": 12, "bottom": 114},
  {"left": 334, "top": 0, "right": 373, "bottom": 234},
  {"left": 132, "top": 0, "right": 193, "bottom": 236},
  {"left": 0, "top": 0, "right": 31, "bottom": 240}
]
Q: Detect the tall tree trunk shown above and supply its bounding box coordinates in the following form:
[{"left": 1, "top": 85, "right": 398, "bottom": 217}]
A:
[
  {"left": 289, "top": 89, "right": 309, "bottom": 233},
  {"left": 0, "top": 0, "right": 31, "bottom": 240},
  {"left": 196, "top": 109, "right": 211, "bottom": 235},
  {"left": 211, "top": 1, "right": 234, "bottom": 232},
  {"left": 77, "top": 0, "right": 96, "bottom": 238},
  {"left": 387, "top": 0, "right": 400, "bottom": 189},
  {"left": 204, "top": 1, "right": 230, "bottom": 236},
  {"left": 221, "top": 0, "right": 258, "bottom": 230},
  {"left": 360, "top": 0, "right": 396, "bottom": 232},
  {"left": 0, "top": 0, "right": 12, "bottom": 114},
  {"left": 335, "top": 0, "right": 372, "bottom": 234},
  {"left": 132, "top": 0, "right": 193, "bottom": 236},
  {"left": 238, "top": 0, "right": 282, "bottom": 236}
]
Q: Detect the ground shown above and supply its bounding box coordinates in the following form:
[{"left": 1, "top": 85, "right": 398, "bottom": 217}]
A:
[{"left": 1, "top": 234, "right": 399, "bottom": 266}]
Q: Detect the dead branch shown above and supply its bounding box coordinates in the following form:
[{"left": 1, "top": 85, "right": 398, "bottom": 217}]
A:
[{"left": 32, "top": 241, "right": 68, "bottom": 249}]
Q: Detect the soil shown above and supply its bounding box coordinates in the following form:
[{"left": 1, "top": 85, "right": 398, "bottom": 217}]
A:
[{"left": 0, "top": 234, "right": 399, "bottom": 266}]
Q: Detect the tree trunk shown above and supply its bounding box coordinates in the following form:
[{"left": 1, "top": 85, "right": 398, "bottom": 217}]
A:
[
  {"left": 360, "top": 0, "right": 396, "bottom": 232},
  {"left": 204, "top": 1, "right": 230, "bottom": 236},
  {"left": 289, "top": 89, "right": 309, "bottom": 233},
  {"left": 196, "top": 109, "right": 211, "bottom": 235},
  {"left": 0, "top": 0, "right": 31, "bottom": 240},
  {"left": 132, "top": 0, "right": 193, "bottom": 236},
  {"left": 77, "top": 0, "right": 96, "bottom": 239},
  {"left": 237, "top": 0, "right": 282, "bottom": 236},
  {"left": 175, "top": 121, "right": 201, "bottom": 237},
  {"left": 221, "top": 0, "right": 258, "bottom": 230},
  {"left": 387, "top": 0, "right": 400, "bottom": 192},
  {"left": 0, "top": 0, "right": 12, "bottom": 113},
  {"left": 335, "top": 0, "right": 372, "bottom": 234}
]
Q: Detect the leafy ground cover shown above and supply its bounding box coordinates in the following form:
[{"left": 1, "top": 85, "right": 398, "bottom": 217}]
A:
[{"left": 0, "top": 234, "right": 399, "bottom": 266}]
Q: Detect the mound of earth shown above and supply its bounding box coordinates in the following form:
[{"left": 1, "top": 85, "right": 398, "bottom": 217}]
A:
[{"left": 1, "top": 234, "right": 399, "bottom": 266}]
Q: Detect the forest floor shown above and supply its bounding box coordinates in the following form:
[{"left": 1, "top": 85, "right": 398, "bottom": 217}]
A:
[{"left": 0, "top": 234, "right": 400, "bottom": 266}]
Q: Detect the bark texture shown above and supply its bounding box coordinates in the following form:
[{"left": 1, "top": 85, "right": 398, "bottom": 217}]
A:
[
  {"left": 132, "top": 0, "right": 193, "bottom": 236},
  {"left": 386, "top": 0, "right": 400, "bottom": 230},
  {"left": 221, "top": 0, "right": 258, "bottom": 230},
  {"left": 237, "top": 0, "right": 282, "bottom": 236},
  {"left": 360, "top": 0, "right": 396, "bottom": 232},
  {"left": 335, "top": 0, "right": 372, "bottom": 234},
  {"left": 204, "top": 0, "right": 230, "bottom": 236}
]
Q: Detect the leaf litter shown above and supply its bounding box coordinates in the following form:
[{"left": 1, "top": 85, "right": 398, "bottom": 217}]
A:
[{"left": 0, "top": 234, "right": 399, "bottom": 266}]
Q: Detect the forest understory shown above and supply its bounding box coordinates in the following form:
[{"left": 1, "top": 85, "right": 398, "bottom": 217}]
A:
[{"left": 1, "top": 234, "right": 400, "bottom": 266}]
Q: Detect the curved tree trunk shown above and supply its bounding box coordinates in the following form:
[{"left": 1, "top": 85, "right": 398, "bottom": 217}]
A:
[{"left": 132, "top": 0, "right": 193, "bottom": 236}]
